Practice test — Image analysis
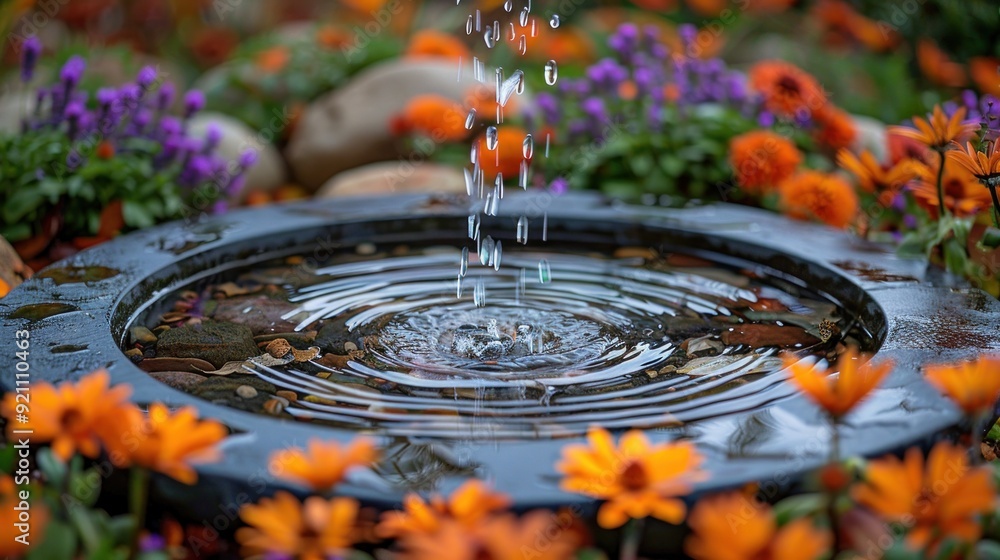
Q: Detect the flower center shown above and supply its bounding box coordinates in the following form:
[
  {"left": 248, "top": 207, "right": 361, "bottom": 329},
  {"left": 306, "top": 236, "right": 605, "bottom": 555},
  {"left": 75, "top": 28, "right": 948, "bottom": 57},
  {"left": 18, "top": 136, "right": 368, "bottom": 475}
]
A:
[
  {"left": 61, "top": 408, "right": 86, "bottom": 436},
  {"left": 620, "top": 461, "right": 648, "bottom": 491},
  {"left": 944, "top": 178, "right": 965, "bottom": 198},
  {"left": 776, "top": 75, "right": 801, "bottom": 95},
  {"left": 473, "top": 543, "right": 495, "bottom": 560}
]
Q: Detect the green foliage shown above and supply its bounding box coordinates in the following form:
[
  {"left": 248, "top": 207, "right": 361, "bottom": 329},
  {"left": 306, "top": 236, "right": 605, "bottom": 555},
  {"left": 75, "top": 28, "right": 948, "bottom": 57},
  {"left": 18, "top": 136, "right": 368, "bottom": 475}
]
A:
[{"left": 0, "top": 129, "right": 189, "bottom": 244}]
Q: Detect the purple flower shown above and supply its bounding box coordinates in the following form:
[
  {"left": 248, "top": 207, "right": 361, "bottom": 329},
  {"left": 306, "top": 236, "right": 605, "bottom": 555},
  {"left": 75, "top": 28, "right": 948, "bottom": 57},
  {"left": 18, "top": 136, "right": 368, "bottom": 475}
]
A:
[
  {"left": 119, "top": 84, "right": 141, "bottom": 112},
  {"left": 535, "top": 92, "right": 560, "bottom": 125},
  {"left": 210, "top": 200, "right": 229, "bottom": 215},
  {"left": 608, "top": 23, "right": 639, "bottom": 61},
  {"left": 758, "top": 111, "right": 775, "bottom": 128},
  {"left": 137, "top": 66, "right": 157, "bottom": 90},
  {"left": 238, "top": 149, "right": 258, "bottom": 169},
  {"left": 59, "top": 56, "right": 86, "bottom": 90},
  {"left": 140, "top": 533, "right": 165, "bottom": 553},
  {"left": 549, "top": 177, "right": 569, "bottom": 194},
  {"left": 203, "top": 124, "right": 222, "bottom": 153},
  {"left": 180, "top": 155, "right": 213, "bottom": 185},
  {"left": 96, "top": 88, "right": 116, "bottom": 109},
  {"left": 184, "top": 90, "right": 205, "bottom": 118},
  {"left": 157, "top": 83, "right": 175, "bottom": 112},
  {"left": 64, "top": 101, "right": 85, "bottom": 139},
  {"left": 634, "top": 67, "right": 654, "bottom": 97},
  {"left": 679, "top": 24, "right": 697, "bottom": 56},
  {"left": 20, "top": 36, "right": 41, "bottom": 83},
  {"left": 586, "top": 59, "right": 629, "bottom": 91},
  {"left": 581, "top": 97, "right": 607, "bottom": 121}
]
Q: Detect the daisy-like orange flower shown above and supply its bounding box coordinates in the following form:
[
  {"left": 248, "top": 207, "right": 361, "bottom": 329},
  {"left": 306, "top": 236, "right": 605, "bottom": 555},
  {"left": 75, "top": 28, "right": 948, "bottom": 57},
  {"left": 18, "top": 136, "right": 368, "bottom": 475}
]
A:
[
  {"left": 837, "top": 148, "right": 922, "bottom": 206},
  {"left": 269, "top": 437, "right": 378, "bottom": 492},
  {"left": 237, "top": 491, "right": 359, "bottom": 560},
  {"left": 971, "top": 57, "right": 1000, "bottom": 98},
  {"left": 406, "top": 30, "right": 470, "bottom": 64},
  {"left": 395, "top": 510, "right": 581, "bottom": 560},
  {"left": 729, "top": 130, "right": 803, "bottom": 195},
  {"left": 106, "top": 403, "right": 227, "bottom": 484},
  {"left": 853, "top": 443, "right": 995, "bottom": 550},
  {"left": 749, "top": 61, "right": 827, "bottom": 119},
  {"left": 924, "top": 355, "right": 1000, "bottom": 416},
  {"left": 0, "top": 369, "right": 132, "bottom": 460},
  {"left": 948, "top": 140, "right": 1000, "bottom": 183},
  {"left": 557, "top": 427, "right": 706, "bottom": 529},
  {"left": 0, "top": 475, "right": 47, "bottom": 558},
  {"left": 316, "top": 25, "right": 350, "bottom": 49},
  {"left": 813, "top": 104, "right": 857, "bottom": 151},
  {"left": 910, "top": 160, "right": 993, "bottom": 218},
  {"left": 533, "top": 28, "right": 595, "bottom": 64},
  {"left": 685, "top": 491, "right": 830, "bottom": 560},
  {"left": 390, "top": 94, "right": 469, "bottom": 142},
  {"left": 916, "top": 39, "right": 967, "bottom": 88},
  {"left": 478, "top": 126, "right": 530, "bottom": 179},
  {"left": 889, "top": 106, "right": 977, "bottom": 151},
  {"left": 888, "top": 131, "right": 933, "bottom": 166},
  {"left": 376, "top": 479, "right": 511, "bottom": 539},
  {"left": 778, "top": 171, "right": 859, "bottom": 229},
  {"left": 783, "top": 347, "right": 893, "bottom": 419},
  {"left": 254, "top": 45, "right": 290, "bottom": 73}
]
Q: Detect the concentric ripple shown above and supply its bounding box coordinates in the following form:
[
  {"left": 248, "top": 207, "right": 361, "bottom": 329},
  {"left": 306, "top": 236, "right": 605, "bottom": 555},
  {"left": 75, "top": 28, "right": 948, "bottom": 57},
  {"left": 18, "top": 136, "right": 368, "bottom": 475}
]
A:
[{"left": 222, "top": 248, "right": 854, "bottom": 438}]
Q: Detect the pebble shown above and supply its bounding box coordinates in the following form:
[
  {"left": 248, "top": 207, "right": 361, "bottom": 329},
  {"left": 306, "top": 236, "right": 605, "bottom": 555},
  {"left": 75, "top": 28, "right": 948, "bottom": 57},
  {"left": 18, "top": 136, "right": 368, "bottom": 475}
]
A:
[
  {"left": 130, "top": 326, "right": 158, "bottom": 344},
  {"left": 263, "top": 398, "right": 286, "bottom": 415},
  {"left": 276, "top": 390, "right": 298, "bottom": 402},
  {"left": 356, "top": 243, "right": 376, "bottom": 256},
  {"left": 125, "top": 348, "right": 143, "bottom": 361},
  {"left": 236, "top": 385, "right": 258, "bottom": 399},
  {"left": 152, "top": 325, "right": 171, "bottom": 335},
  {"left": 344, "top": 341, "right": 359, "bottom": 352}
]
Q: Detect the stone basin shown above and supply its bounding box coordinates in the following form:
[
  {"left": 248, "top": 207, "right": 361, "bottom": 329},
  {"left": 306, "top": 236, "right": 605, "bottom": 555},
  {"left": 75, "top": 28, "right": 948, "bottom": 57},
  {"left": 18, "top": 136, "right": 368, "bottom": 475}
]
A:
[{"left": 2, "top": 192, "right": 997, "bottom": 548}]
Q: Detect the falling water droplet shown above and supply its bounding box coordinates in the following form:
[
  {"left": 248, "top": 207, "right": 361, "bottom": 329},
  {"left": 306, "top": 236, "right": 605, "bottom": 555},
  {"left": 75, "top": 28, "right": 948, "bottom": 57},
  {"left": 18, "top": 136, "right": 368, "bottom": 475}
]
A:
[
  {"left": 499, "top": 69, "right": 523, "bottom": 107},
  {"left": 486, "top": 126, "right": 498, "bottom": 150},
  {"left": 488, "top": 187, "right": 500, "bottom": 215},
  {"left": 481, "top": 236, "right": 495, "bottom": 265},
  {"left": 493, "top": 241, "right": 502, "bottom": 271},
  {"left": 474, "top": 278, "right": 486, "bottom": 307},
  {"left": 538, "top": 259, "right": 552, "bottom": 283},
  {"left": 492, "top": 20, "right": 501, "bottom": 41},
  {"left": 484, "top": 29, "right": 496, "bottom": 48},
  {"left": 466, "top": 14, "right": 474, "bottom": 34},
  {"left": 470, "top": 141, "right": 479, "bottom": 164},
  {"left": 460, "top": 247, "right": 469, "bottom": 277},
  {"left": 531, "top": 18, "right": 537, "bottom": 36},
  {"left": 495, "top": 173, "right": 504, "bottom": 198},
  {"left": 456, "top": 275, "right": 464, "bottom": 298},
  {"left": 467, "top": 213, "right": 477, "bottom": 238},
  {"left": 544, "top": 133, "right": 551, "bottom": 157},
  {"left": 465, "top": 108, "right": 476, "bottom": 129},
  {"left": 522, "top": 134, "right": 534, "bottom": 158},
  {"left": 518, "top": 159, "right": 529, "bottom": 189},
  {"left": 495, "top": 67, "right": 503, "bottom": 101},
  {"left": 549, "top": 14, "right": 560, "bottom": 28},
  {"left": 542, "top": 212, "right": 548, "bottom": 241},
  {"left": 517, "top": 216, "right": 528, "bottom": 244},
  {"left": 516, "top": 70, "right": 526, "bottom": 94},
  {"left": 518, "top": 35, "right": 527, "bottom": 55},
  {"left": 475, "top": 9, "right": 481, "bottom": 31},
  {"left": 508, "top": 22, "right": 516, "bottom": 41},
  {"left": 519, "top": 7, "right": 529, "bottom": 26},
  {"left": 473, "top": 57, "right": 484, "bottom": 82},
  {"left": 504, "top": 0, "right": 512, "bottom": 11},
  {"left": 544, "top": 60, "right": 558, "bottom": 86}
]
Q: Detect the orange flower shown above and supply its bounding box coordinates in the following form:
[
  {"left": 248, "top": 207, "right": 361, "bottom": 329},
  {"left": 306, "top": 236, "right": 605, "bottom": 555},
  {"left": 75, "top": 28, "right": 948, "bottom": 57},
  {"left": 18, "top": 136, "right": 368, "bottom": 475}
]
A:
[
  {"left": 744, "top": 0, "right": 795, "bottom": 13},
  {"left": 406, "top": 30, "right": 470, "bottom": 64},
  {"left": 0, "top": 475, "right": 47, "bottom": 558},
  {"left": 948, "top": 140, "right": 1000, "bottom": 182},
  {"left": 749, "top": 61, "right": 827, "bottom": 118},
  {"left": 924, "top": 355, "right": 1000, "bottom": 416},
  {"left": 813, "top": 104, "right": 857, "bottom": 151},
  {"left": 189, "top": 26, "right": 238, "bottom": 68},
  {"left": 534, "top": 28, "right": 595, "bottom": 64},
  {"left": 557, "top": 427, "right": 706, "bottom": 529},
  {"left": 0, "top": 369, "right": 132, "bottom": 460},
  {"left": 340, "top": 0, "right": 388, "bottom": 13},
  {"left": 0, "top": 280, "right": 9, "bottom": 298},
  {"left": 391, "top": 95, "right": 469, "bottom": 142},
  {"left": 237, "top": 491, "right": 359, "bottom": 560},
  {"left": 837, "top": 149, "right": 922, "bottom": 207},
  {"left": 377, "top": 479, "right": 511, "bottom": 539},
  {"left": 853, "top": 443, "right": 994, "bottom": 550},
  {"left": 269, "top": 437, "right": 378, "bottom": 492},
  {"left": 106, "top": 403, "right": 227, "bottom": 484},
  {"left": 395, "top": 510, "right": 580, "bottom": 560},
  {"left": 478, "top": 126, "right": 530, "bottom": 179},
  {"left": 889, "top": 106, "right": 977, "bottom": 150},
  {"left": 888, "top": 131, "right": 933, "bottom": 166},
  {"left": 783, "top": 347, "right": 893, "bottom": 419},
  {"left": 971, "top": 57, "right": 1000, "bottom": 98},
  {"left": 729, "top": 131, "right": 803, "bottom": 195},
  {"left": 778, "top": 171, "right": 859, "bottom": 229},
  {"left": 255, "top": 45, "right": 290, "bottom": 73},
  {"left": 911, "top": 160, "right": 993, "bottom": 218},
  {"left": 686, "top": 491, "right": 830, "bottom": 560},
  {"left": 685, "top": 0, "right": 726, "bottom": 16},
  {"left": 316, "top": 25, "right": 350, "bottom": 49},
  {"left": 917, "top": 39, "right": 967, "bottom": 88}
]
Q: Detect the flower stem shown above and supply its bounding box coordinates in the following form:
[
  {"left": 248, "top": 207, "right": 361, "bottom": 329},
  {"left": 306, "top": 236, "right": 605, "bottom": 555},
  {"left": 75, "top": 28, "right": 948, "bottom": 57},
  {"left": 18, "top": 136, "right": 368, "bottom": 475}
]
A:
[
  {"left": 128, "top": 467, "right": 150, "bottom": 560},
  {"left": 620, "top": 517, "right": 646, "bottom": 560},
  {"left": 827, "top": 422, "right": 842, "bottom": 553},
  {"left": 988, "top": 183, "right": 1000, "bottom": 228},
  {"left": 935, "top": 149, "right": 949, "bottom": 218}
]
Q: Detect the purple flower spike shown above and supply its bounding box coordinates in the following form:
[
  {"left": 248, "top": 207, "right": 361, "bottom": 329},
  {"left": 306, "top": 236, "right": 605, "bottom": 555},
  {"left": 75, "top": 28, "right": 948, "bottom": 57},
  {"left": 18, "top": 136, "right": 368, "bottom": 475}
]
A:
[
  {"left": 549, "top": 177, "right": 569, "bottom": 195},
  {"left": 65, "top": 101, "right": 85, "bottom": 139},
  {"left": 137, "top": 66, "right": 157, "bottom": 89},
  {"left": 140, "top": 533, "right": 165, "bottom": 553},
  {"left": 119, "top": 84, "right": 141, "bottom": 111},
  {"left": 157, "top": 83, "right": 176, "bottom": 112},
  {"left": 97, "top": 88, "right": 116, "bottom": 108},
  {"left": 183, "top": 90, "right": 205, "bottom": 118},
  {"left": 238, "top": 149, "right": 258, "bottom": 169},
  {"left": 59, "top": 56, "right": 86, "bottom": 90},
  {"left": 204, "top": 124, "right": 222, "bottom": 152},
  {"left": 758, "top": 111, "right": 775, "bottom": 128},
  {"left": 20, "top": 36, "right": 41, "bottom": 83}
]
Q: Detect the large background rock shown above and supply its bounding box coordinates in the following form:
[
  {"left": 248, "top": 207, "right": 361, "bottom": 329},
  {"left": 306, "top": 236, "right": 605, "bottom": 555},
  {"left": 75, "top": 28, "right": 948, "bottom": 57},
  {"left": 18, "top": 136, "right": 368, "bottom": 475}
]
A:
[
  {"left": 316, "top": 161, "right": 466, "bottom": 198},
  {"left": 285, "top": 59, "right": 485, "bottom": 190}
]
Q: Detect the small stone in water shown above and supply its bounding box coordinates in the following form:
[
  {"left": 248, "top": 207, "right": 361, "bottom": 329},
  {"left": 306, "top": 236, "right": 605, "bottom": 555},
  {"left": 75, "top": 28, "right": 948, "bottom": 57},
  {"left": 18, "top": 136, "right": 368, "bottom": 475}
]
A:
[
  {"left": 549, "top": 14, "right": 560, "bottom": 28},
  {"left": 130, "top": 326, "right": 157, "bottom": 344},
  {"left": 344, "top": 341, "right": 359, "bottom": 352},
  {"left": 538, "top": 259, "right": 552, "bottom": 283},
  {"left": 356, "top": 242, "right": 376, "bottom": 255},
  {"left": 544, "top": 60, "right": 558, "bottom": 86},
  {"left": 236, "top": 385, "right": 258, "bottom": 399}
]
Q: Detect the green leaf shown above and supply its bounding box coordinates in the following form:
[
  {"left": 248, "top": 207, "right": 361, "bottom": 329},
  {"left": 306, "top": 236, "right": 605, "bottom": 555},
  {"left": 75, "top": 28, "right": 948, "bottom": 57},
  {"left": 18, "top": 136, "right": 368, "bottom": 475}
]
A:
[
  {"left": 980, "top": 227, "right": 1000, "bottom": 249},
  {"left": 2, "top": 188, "right": 45, "bottom": 223},
  {"left": 36, "top": 448, "right": 67, "bottom": 488},
  {"left": 772, "top": 493, "right": 824, "bottom": 525},
  {"left": 69, "top": 468, "right": 102, "bottom": 508},
  {"left": 25, "top": 518, "right": 78, "bottom": 560},
  {"left": 943, "top": 237, "right": 968, "bottom": 275},
  {"left": 121, "top": 200, "right": 155, "bottom": 229},
  {"left": 0, "top": 444, "right": 16, "bottom": 474},
  {"left": 976, "top": 541, "right": 1000, "bottom": 560}
]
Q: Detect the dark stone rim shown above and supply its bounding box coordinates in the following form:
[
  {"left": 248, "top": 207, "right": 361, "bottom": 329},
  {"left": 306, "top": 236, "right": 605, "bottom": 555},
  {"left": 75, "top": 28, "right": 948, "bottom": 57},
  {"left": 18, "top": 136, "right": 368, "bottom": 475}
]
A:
[{"left": 2, "top": 192, "right": 996, "bottom": 518}]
